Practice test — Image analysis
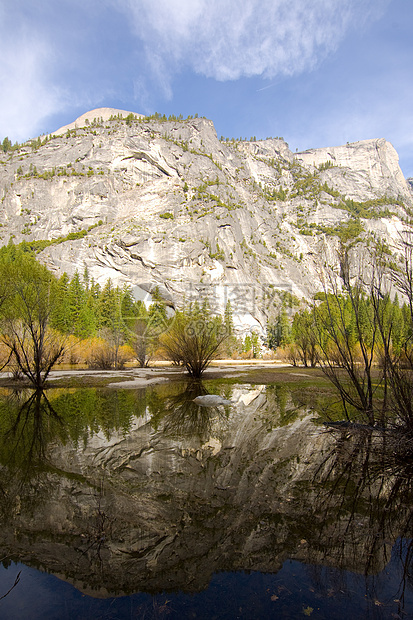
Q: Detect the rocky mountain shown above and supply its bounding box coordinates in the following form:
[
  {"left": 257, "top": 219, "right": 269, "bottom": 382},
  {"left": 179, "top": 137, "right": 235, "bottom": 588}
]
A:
[{"left": 1, "top": 108, "right": 412, "bottom": 329}]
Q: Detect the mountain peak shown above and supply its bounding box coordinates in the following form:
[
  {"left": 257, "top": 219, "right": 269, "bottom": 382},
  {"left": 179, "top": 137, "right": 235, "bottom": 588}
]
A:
[{"left": 52, "top": 107, "right": 143, "bottom": 136}]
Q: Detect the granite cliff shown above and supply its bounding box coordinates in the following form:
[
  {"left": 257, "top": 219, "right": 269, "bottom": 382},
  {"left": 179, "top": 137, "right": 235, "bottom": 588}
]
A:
[{"left": 1, "top": 108, "right": 411, "bottom": 328}]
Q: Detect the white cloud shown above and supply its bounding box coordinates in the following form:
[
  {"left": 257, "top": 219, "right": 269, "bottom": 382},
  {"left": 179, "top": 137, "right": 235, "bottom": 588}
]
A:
[
  {"left": 116, "top": 0, "right": 390, "bottom": 82},
  {"left": 0, "top": 2, "right": 67, "bottom": 141},
  {"left": 0, "top": 40, "right": 66, "bottom": 141},
  {"left": 0, "top": 0, "right": 115, "bottom": 141},
  {"left": 0, "top": 0, "right": 392, "bottom": 141}
]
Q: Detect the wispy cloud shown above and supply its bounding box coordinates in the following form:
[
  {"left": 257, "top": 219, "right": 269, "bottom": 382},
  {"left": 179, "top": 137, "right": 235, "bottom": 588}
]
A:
[
  {"left": 0, "top": 0, "right": 392, "bottom": 142},
  {"left": 0, "top": 0, "right": 113, "bottom": 141},
  {"left": 117, "top": 0, "right": 389, "bottom": 83},
  {"left": 0, "top": 18, "right": 66, "bottom": 141},
  {"left": 0, "top": 0, "right": 84, "bottom": 141}
]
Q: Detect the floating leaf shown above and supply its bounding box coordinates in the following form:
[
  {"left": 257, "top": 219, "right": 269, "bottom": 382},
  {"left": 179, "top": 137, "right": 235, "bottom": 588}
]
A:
[{"left": 303, "top": 606, "right": 314, "bottom": 616}]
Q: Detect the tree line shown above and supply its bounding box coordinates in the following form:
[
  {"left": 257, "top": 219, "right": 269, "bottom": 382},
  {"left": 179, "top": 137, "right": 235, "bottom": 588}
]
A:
[{"left": 269, "top": 291, "right": 410, "bottom": 370}]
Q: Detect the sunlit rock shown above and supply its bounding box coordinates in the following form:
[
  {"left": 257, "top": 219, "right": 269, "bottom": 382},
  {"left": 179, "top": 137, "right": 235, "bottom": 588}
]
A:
[
  {"left": 193, "top": 394, "right": 232, "bottom": 406},
  {"left": 1, "top": 108, "right": 412, "bottom": 330}
]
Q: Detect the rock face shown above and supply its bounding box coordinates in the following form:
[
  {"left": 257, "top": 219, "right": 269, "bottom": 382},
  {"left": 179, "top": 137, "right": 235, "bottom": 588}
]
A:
[
  {"left": 1, "top": 108, "right": 412, "bottom": 327},
  {"left": 295, "top": 138, "right": 411, "bottom": 201}
]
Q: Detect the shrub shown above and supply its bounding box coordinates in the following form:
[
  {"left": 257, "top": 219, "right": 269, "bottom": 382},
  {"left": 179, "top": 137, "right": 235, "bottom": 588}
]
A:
[
  {"left": 160, "top": 306, "right": 228, "bottom": 377},
  {"left": 116, "top": 344, "right": 135, "bottom": 369},
  {"left": 85, "top": 338, "right": 114, "bottom": 369}
]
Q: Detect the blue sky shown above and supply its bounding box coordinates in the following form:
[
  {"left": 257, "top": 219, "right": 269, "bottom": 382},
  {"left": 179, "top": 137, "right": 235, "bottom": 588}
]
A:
[{"left": 1, "top": 0, "right": 413, "bottom": 177}]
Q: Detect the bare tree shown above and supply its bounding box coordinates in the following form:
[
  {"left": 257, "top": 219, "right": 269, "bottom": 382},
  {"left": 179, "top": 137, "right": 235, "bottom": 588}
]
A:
[
  {"left": 313, "top": 238, "right": 413, "bottom": 435},
  {"left": 131, "top": 319, "right": 157, "bottom": 367},
  {"left": 0, "top": 253, "right": 66, "bottom": 387},
  {"left": 313, "top": 246, "right": 386, "bottom": 425},
  {"left": 160, "top": 306, "right": 228, "bottom": 378},
  {"left": 371, "top": 233, "right": 413, "bottom": 434},
  {"left": 291, "top": 309, "right": 318, "bottom": 367}
]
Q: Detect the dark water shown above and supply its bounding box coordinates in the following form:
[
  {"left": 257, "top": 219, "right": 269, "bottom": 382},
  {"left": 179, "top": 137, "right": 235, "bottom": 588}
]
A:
[
  {"left": 2, "top": 553, "right": 413, "bottom": 619},
  {"left": 0, "top": 380, "right": 412, "bottom": 619}
]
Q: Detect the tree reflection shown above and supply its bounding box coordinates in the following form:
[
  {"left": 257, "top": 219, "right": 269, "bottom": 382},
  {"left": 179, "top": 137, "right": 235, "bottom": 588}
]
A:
[
  {"left": 310, "top": 425, "right": 413, "bottom": 612},
  {"left": 0, "top": 389, "right": 62, "bottom": 480},
  {"left": 155, "top": 381, "right": 230, "bottom": 440},
  {"left": 0, "top": 386, "right": 148, "bottom": 522},
  {"left": 0, "top": 389, "right": 65, "bottom": 528}
]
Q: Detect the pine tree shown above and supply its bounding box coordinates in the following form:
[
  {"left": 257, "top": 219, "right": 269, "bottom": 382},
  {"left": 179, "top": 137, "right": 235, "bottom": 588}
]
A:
[
  {"left": 2, "top": 137, "right": 12, "bottom": 153},
  {"left": 224, "top": 300, "right": 234, "bottom": 335},
  {"left": 68, "top": 271, "right": 86, "bottom": 336},
  {"left": 147, "top": 288, "right": 168, "bottom": 336},
  {"left": 50, "top": 272, "right": 71, "bottom": 333}
]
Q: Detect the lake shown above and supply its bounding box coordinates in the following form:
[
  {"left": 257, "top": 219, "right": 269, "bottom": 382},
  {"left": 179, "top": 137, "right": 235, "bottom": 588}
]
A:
[{"left": 0, "top": 374, "right": 412, "bottom": 619}]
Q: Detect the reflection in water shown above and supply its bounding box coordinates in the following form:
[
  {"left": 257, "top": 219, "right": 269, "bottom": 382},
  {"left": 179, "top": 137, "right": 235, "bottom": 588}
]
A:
[
  {"left": 0, "top": 389, "right": 65, "bottom": 537},
  {"left": 0, "top": 387, "right": 147, "bottom": 474},
  {"left": 158, "top": 381, "right": 230, "bottom": 440},
  {"left": 0, "top": 389, "right": 61, "bottom": 479},
  {"left": 0, "top": 382, "right": 412, "bottom": 617},
  {"left": 0, "top": 387, "right": 149, "bottom": 531},
  {"left": 310, "top": 425, "right": 413, "bottom": 613}
]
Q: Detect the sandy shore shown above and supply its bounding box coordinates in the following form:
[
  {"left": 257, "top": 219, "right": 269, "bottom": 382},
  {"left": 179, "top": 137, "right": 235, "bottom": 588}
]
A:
[{"left": 0, "top": 360, "right": 310, "bottom": 389}]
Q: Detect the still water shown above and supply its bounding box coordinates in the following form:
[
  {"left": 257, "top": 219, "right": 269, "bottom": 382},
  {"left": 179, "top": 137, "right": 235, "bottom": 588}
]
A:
[{"left": 0, "top": 380, "right": 412, "bottom": 619}]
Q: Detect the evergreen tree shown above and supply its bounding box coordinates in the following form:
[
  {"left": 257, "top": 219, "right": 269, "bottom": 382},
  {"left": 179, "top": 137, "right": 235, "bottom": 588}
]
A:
[
  {"left": 267, "top": 306, "right": 291, "bottom": 349},
  {"left": 68, "top": 271, "right": 87, "bottom": 336},
  {"left": 147, "top": 287, "right": 168, "bottom": 336},
  {"left": 2, "top": 137, "right": 12, "bottom": 153},
  {"left": 99, "top": 279, "right": 117, "bottom": 328},
  {"left": 250, "top": 331, "right": 261, "bottom": 358},
  {"left": 243, "top": 334, "right": 252, "bottom": 354},
  {"left": 98, "top": 280, "right": 126, "bottom": 368},
  {"left": 224, "top": 300, "right": 234, "bottom": 335},
  {"left": 50, "top": 272, "right": 71, "bottom": 333}
]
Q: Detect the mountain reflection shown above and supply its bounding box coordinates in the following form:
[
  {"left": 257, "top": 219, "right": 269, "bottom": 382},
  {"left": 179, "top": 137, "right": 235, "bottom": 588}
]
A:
[{"left": 0, "top": 383, "right": 412, "bottom": 607}]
